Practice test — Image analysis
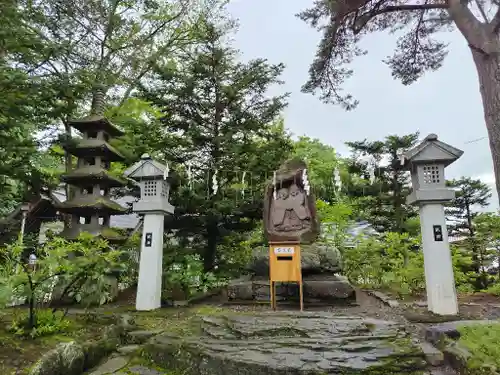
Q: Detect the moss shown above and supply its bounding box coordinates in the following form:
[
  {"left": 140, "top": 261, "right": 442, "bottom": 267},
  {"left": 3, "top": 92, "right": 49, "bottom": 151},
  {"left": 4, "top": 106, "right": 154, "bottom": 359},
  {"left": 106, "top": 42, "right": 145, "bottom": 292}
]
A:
[
  {"left": 132, "top": 305, "right": 225, "bottom": 336},
  {"left": 124, "top": 356, "right": 185, "bottom": 375},
  {"left": 457, "top": 322, "right": 500, "bottom": 374},
  {"left": 0, "top": 309, "right": 109, "bottom": 374}
]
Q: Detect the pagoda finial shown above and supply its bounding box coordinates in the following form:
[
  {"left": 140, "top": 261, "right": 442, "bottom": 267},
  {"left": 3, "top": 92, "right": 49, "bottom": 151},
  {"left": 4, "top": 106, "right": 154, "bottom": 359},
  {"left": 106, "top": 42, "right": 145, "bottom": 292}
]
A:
[{"left": 90, "top": 84, "right": 106, "bottom": 116}]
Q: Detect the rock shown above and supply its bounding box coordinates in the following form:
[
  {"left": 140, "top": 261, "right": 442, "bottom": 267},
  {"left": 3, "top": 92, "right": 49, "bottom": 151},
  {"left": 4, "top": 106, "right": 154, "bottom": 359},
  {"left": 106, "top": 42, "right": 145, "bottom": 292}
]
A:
[
  {"left": 127, "top": 365, "right": 167, "bottom": 375},
  {"left": 126, "top": 329, "right": 163, "bottom": 345},
  {"left": 368, "top": 290, "right": 400, "bottom": 308},
  {"left": 443, "top": 342, "right": 472, "bottom": 370},
  {"left": 117, "top": 345, "right": 141, "bottom": 355},
  {"left": 227, "top": 277, "right": 356, "bottom": 302},
  {"left": 119, "top": 314, "right": 136, "bottom": 330},
  {"left": 83, "top": 338, "right": 118, "bottom": 369},
  {"left": 425, "top": 320, "right": 496, "bottom": 346},
  {"left": 249, "top": 243, "right": 342, "bottom": 277},
  {"left": 88, "top": 356, "right": 129, "bottom": 375},
  {"left": 303, "top": 280, "right": 355, "bottom": 300},
  {"left": 145, "top": 311, "right": 428, "bottom": 374},
  {"left": 103, "top": 323, "right": 125, "bottom": 343},
  {"left": 29, "top": 341, "right": 85, "bottom": 375},
  {"left": 227, "top": 280, "right": 254, "bottom": 300},
  {"left": 29, "top": 346, "right": 62, "bottom": 375},
  {"left": 60, "top": 342, "right": 85, "bottom": 375},
  {"left": 419, "top": 342, "right": 444, "bottom": 366}
]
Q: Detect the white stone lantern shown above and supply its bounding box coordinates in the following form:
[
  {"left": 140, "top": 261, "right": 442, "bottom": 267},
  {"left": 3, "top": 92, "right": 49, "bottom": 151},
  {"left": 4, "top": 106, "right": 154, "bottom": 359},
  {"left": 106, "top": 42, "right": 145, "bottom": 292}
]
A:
[
  {"left": 124, "top": 153, "right": 174, "bottom": 311},
  {"left": 402, "top": 134, "right": 464, "bottom": 316}
]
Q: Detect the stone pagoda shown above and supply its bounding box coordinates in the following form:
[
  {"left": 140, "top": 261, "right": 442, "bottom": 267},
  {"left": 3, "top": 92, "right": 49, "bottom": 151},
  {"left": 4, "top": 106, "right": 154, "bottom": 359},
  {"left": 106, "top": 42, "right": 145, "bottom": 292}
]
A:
[{"left": 57, "top": 89, "right": 127, "bottom": 242}]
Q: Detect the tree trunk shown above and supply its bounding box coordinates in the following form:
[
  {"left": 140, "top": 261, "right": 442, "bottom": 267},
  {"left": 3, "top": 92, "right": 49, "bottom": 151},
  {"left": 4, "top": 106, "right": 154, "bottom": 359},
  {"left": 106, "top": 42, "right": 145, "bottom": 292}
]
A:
[
  {"left": 204, "top": 221, "right": 218, "bottom": 272},
  {"left": 471, "top": 50, "right": 500, "bottom": 206}
]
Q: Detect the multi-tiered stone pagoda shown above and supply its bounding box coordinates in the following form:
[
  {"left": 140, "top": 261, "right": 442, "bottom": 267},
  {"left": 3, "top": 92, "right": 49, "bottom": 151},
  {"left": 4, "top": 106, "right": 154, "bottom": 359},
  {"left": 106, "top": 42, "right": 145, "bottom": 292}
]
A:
[{"left": 57, "top": 90, "right": 127, "bottom": 242}]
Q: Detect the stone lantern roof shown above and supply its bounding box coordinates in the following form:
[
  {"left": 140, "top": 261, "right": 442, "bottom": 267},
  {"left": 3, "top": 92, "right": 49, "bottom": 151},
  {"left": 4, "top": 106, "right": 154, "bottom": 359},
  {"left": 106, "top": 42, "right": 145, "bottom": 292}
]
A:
[{"left": 402, "top": 133, "right": 464, "bottom": 168}]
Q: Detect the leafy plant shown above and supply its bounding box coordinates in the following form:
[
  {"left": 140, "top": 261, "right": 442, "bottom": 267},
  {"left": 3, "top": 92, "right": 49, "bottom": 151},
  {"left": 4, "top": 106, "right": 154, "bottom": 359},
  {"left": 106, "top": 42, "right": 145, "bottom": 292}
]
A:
[
  {"left": 0, "top": 233, "right": 124, "bottom": 334},
  {"left": 163, "top": 254, "right": 224, "bottom": 301},
  {"left": 342, "top": 232, "right": 475, "bottom": 297},
  {"left": 8, "top": 310, "right": 71, "bottom": 338},
  {"left": 458, "top": 323, "right": 500, "bottom": 374}
]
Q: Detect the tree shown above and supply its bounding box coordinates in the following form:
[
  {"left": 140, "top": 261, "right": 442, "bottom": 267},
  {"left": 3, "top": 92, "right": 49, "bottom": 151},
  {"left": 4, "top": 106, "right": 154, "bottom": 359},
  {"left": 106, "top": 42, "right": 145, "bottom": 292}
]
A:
[
  {"left": 345, "top": 133, "right": 419, "bottom": 232},
  {"left": 446, "top": 177, "right": 491, "bottom": 288},
  {"left": 3, "top": 0, "right": 222, "bottom": 200},
  {"left": 446, "top": 177, "right": 492, "bottom": 238},
  {"left": 292, "top": 136, "right": 341, "bottom": 200},
  {"left": 298, "top": 0, "right": 500, "bottom": 204},
  {"left": 473, "top": 213, "right": 500, "bottom": 286},
  {"left": 140, "top": 22, "right": 293, "bottom": 270}
]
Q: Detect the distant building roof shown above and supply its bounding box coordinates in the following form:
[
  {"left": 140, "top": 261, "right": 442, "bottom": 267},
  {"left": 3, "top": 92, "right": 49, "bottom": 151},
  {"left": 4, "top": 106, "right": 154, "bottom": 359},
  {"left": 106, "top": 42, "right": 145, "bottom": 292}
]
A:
[{"left": 322, "top": 220, "right": 379, "bottom": 247}]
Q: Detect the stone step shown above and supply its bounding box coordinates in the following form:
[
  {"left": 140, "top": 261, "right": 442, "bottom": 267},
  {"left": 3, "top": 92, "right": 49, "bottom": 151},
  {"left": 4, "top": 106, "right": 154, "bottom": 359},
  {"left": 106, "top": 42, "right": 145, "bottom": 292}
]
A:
[{"left": 145, "top": 311, "right": 430, "bottom": 374}]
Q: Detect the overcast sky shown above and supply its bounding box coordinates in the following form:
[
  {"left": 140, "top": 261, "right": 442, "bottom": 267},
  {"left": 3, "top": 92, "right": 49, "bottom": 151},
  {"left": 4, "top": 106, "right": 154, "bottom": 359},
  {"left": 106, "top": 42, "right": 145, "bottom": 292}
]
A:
[{"left": 226, "top": 0, "right": 497, "bottom": 211}]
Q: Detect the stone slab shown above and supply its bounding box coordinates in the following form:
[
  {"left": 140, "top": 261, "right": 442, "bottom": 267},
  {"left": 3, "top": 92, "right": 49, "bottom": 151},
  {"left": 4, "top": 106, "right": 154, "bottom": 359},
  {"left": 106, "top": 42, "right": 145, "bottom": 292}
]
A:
[
  {"left": 425, "top": 320, "right": 497, "bottom": 345},
  {"left": 145, "top": 311, "right": 428, "bottom": 374},
  {"left": 89, "top": 356, "right": 129, "bottom": 375}
]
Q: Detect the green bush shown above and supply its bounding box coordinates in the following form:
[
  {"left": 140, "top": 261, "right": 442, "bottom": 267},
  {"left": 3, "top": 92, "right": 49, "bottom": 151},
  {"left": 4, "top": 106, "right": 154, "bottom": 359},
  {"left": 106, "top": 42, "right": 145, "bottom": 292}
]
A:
[
  {"left": 163, "top": 254, "right": 225, "bottom": 300},
  {"left": 9, "top": 310, "right": 71, "bottom": 338},
  {"left": 484, "top": 283, "right": 500, "bottom": 296},
  {"left": 0, "top": 233, "right": 125, "bottom": 334},
  {"left": 458, "top": 323, "right": 500, "bottom": 374},
  {"left": 343, "top": 232, "right": 475, "bottom": 297}
]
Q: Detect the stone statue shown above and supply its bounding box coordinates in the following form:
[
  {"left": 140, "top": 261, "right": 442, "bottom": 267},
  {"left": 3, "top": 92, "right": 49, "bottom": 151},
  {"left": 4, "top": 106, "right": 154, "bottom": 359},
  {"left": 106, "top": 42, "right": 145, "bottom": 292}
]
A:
[{"left": 264, "top": 159, "right": 319, "bottom": 243}]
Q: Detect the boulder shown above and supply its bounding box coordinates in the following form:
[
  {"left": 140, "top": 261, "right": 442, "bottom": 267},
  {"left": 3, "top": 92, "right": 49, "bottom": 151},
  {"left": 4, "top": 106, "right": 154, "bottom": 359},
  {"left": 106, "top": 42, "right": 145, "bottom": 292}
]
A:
[
  {"left": 29, "top": 341, "right": 85, "bottom": 375},
  {"left": 144, "top": 311, "right": 428, "bottom": 374},
  {"left": 248, "top": 243, "right": 342, "bottom": 276},
  {"left": 227, "top": 276, "right": 355, "bottom": 302},
  {"left": 303, "top": 279, "right": 355, "bottom": 300}
]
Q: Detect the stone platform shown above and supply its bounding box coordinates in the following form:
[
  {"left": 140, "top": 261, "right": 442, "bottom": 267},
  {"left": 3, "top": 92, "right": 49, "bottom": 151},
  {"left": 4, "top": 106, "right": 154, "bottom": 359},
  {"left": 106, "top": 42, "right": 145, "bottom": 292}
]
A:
[
  {"left": 227, "top": 275, "right": 356, "bottom": 303},
  {"left": 144, "top": 311, "right": 428, "bottom": 374}
]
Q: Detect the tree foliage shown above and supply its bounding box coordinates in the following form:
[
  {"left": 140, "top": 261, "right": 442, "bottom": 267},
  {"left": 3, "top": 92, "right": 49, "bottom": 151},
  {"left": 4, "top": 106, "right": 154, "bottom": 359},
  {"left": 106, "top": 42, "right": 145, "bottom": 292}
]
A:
[
  {"left": 345, "top": 133, "right": 419, "bottom": 232},
  {"left": 446, "top": 177, "right": 492, "bottom": 238},
  {"left": 140, "top": 22, "right": 293, "bottom": 269}
]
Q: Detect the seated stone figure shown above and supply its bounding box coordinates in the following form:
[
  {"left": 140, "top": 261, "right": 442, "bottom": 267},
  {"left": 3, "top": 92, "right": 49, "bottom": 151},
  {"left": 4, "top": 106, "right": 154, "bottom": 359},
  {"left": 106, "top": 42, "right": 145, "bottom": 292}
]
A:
[{"left": 264, "top": 159, "right": 319, "bottom": 243}]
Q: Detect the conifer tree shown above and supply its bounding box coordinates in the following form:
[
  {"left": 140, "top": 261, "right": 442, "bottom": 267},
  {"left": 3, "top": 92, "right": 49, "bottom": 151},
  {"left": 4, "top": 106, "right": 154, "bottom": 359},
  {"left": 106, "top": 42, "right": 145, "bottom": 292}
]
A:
[{"left": 141, "top": 22, "right": 293, "bottom": 270}]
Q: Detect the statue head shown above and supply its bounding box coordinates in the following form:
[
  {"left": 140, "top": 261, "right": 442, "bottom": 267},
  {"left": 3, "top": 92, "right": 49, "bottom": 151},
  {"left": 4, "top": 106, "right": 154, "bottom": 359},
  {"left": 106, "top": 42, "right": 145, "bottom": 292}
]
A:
[
  {"left": 289, "top": 184, "right": 301, "bottom": 197},
  {"left": 277, "top": 187, "right": 289, "bottom": 200}
]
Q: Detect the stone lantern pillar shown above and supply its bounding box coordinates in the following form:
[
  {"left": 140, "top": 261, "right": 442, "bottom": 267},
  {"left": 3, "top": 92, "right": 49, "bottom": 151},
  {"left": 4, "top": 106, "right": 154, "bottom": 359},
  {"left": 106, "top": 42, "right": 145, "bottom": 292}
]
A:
[
  {"left": 402, "top": 134, "right": 464, "bottom": 316},
  {"left": 124, "top": 154, "right": 174, "bottom": 311}
]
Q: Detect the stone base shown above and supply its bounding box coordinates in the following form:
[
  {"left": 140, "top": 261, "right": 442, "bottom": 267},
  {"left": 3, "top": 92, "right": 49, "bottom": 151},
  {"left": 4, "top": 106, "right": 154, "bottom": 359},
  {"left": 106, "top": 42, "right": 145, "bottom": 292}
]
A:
[
  {"left": 227, "top": 275, "right": 356, "bottom": 303},
  {"left": 145, "top": 311, "right": 428, "bottom": 374}
]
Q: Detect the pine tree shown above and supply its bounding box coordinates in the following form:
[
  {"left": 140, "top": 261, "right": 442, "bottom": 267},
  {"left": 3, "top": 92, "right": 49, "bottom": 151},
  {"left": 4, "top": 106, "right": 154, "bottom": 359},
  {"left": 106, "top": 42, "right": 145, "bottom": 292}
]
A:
[
  {"left": 345, "top": 133, "right": 419, "bottom": 233},
  {"left": 446, "top": 177, "right": 491, "bottom": 288},
  {"left": 140, "top": 22, "right": 293, "bottom": 270}
]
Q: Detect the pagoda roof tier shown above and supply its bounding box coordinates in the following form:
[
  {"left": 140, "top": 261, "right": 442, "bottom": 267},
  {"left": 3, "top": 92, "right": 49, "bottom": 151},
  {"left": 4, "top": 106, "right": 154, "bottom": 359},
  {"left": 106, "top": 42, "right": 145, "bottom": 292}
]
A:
[
  {"left": 69, "top": 115, "right": 124, "bottom": 137},
  {"left": 61, "top": 166, "right": 126, "bottom": 188},
  {"left": 59, "top": 226, "right": 127, "bottom": 243},
  {"left": 64, "top": 139, "right": 125, "bottom": 161},
  {"left": 55, "top": 196, "right": 127, "bottom": 216}
]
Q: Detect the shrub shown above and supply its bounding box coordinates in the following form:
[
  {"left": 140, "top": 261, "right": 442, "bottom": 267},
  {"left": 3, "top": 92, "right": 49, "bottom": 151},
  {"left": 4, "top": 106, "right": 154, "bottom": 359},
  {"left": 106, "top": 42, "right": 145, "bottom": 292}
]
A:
[
  {"left": 9, "top": 310, "right": 71, "bottom": 338},
  {"left": 163, "top": 254, "right": 225, "bottom": 300},
  {"left": 343, "top": 232, "right": 474, "bottom": 297},
  {"left": 0, "top": 233, "right": 124, "bottom": 334}
]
